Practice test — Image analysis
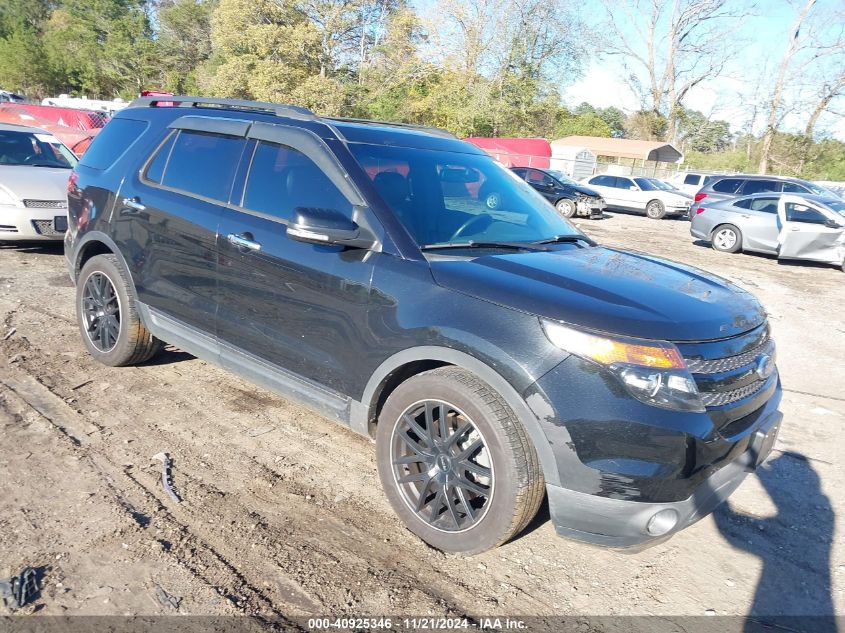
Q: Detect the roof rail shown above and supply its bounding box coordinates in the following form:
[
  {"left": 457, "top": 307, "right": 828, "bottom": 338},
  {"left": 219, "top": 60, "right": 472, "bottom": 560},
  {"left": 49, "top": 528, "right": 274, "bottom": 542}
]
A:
[
  {"left": 328, "top": 117, "right": 457, "bottom": 139},
  {"left": 126, "top": 95, "right": 316, "bottom": 121}
]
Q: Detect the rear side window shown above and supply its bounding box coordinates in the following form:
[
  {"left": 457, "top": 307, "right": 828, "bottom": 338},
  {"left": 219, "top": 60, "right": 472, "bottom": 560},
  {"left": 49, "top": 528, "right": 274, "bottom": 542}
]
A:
[
  {"left": 733, "top": 198, "right": 751, "bottom": 209},
  {"left": 750, "top": 197, "right": 778, "bottom": 213},
  {"left": 79, "top": 118, "right": 148, "bottom": 170},
  {"left": 144, "top": 133, "right": 176, "bottom": 184},
  {"left": 740, "top": 179, "right": 781, "bottom": 195},
  {"left": 711, "top": 178, "right": 742, "bottom": 193},
  {"left": 161, "top": 130, "right": 246, "bottom": 202},
  {"left": 591, "top": 175, "right": 615, "bottom": 186},
  {"left": 241, "top": 141, "right": 351, "bottom": 221},
  {"left": 683, "top": 174, "right": 700, "bottom": 185}
]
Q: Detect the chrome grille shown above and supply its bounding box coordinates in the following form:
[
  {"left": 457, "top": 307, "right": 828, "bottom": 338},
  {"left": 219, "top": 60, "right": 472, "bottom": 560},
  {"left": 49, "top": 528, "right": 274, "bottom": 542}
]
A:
[
  {"left": 686, "top": 337, "right": 774, "bottom": 374},
  {"left": 31, "top": 220, "right": 64, "bottom": 235},
  {"left": 699, "top": 379, "right": 767, "bottom": 407},
  {"left": 23, "top": 199, "right": 66, "bottom": 209}
]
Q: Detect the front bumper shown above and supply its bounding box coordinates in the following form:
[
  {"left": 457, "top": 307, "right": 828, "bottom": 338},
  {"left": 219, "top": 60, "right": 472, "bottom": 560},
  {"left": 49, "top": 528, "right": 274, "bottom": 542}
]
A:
[
  {"left": 0, "top": 205, "right": 67, "bottom": 241},
  {"left": 546, "top": 408, "right": 782, "bottom": 550},
  {"left": 576, "top": 198, "right": 605, "bottom": 219}
]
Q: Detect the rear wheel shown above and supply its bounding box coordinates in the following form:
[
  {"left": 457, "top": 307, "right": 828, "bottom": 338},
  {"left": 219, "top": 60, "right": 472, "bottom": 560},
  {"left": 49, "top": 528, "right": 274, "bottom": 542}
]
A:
[
  {"left": 645, "top": 200, "right": 666, "bottom": 219},
  {"left": 555, "top": 198, "right": 576, "bottom": 218},
  {"left": 76, "top": 254, "right": 162, "bottom": 366},
  {"left": 376, "top": 367, "right": 544, "bottom": 554},
  {"left": 711, "top": 224, "right": 742, "bottom": 253}
]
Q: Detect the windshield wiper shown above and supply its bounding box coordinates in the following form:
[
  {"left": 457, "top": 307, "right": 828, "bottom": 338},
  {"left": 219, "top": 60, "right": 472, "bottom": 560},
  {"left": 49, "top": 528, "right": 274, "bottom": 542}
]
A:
[
  {"left": 532, "top": 234, "right": 596, "bottom": 247},
  {"left": 420, "top": 240, "right": 550, "bottom": 252}
]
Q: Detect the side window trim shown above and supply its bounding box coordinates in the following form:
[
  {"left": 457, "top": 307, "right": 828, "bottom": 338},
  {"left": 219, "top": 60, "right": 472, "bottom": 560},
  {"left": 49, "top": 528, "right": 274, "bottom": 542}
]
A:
[
  {"left": 168, "top": 115, "right": 252, "bottom": 137},
  {"left": 140, "top": 130, "right": 177, "bottom": 183},
  {"left": 246, "top": 121, "right": 365, "bottom": 207},
  {"left": 138, "top": 129, "right": 248, "bottom": 206}
]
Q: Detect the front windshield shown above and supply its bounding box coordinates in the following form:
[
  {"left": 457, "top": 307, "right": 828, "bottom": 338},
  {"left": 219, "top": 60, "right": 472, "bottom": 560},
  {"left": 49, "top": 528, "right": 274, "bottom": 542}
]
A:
[
  {"left": 634, "top": 177, "right": 659, "bottom": 191},
  {"left": 349, "top": 143, "right": 580, "bottom": 247},
  {"left": 806, "top": 182, "right": 842, "bottom": 198},
  {"left": 546, "top": 169, "right": 580, "bottom": 186},
  {"left": 0, "top": 130, "right": 78, "bottom": 168},
  {"left": 650, "top": 179, "right": 673, "bottom": 190},
  {"left": 822, "top": 199, "right": 845, "bottom": 217}
]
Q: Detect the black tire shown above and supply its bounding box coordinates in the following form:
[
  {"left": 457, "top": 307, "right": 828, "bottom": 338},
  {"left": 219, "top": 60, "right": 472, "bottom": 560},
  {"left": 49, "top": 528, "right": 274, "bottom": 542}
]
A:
[
  {"left": 76, "top": 254, "right": 162, "bottom": 366},
  {"left": 645, "top": 199, "right": 666, "bottom": 219},
  {"left": 711, "top": 224, "right": 742, "bottom": 254},
  {"left": 376, "top": 366, "right": 544, "bottom": 555},
  {"left": 555, "top": 198, "right": 576, "bottom": 218}
]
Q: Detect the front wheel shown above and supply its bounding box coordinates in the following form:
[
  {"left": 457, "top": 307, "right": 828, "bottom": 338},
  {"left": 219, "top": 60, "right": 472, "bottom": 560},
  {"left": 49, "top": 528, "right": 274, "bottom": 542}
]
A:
[
  {"left": 645, "top": 200, "right": 666, "bottom": 219},
  {"left": 76, "top": 254, "right": 162, "bottom": 366},
  {"left": 376, "top": 367, "right": 544, "bottom": 554},
  {"left": 555, "top": 198, "right": 576, "bottom": 218}
]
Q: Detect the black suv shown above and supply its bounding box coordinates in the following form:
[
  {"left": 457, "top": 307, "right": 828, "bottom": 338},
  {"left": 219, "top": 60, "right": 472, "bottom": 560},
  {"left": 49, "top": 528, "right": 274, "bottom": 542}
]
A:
[
  {"left": 510, "top": 167, "right": 604, "bottom": 219},
  {"left": 65, "top": 97, "right": 782, "bottom": 554}
]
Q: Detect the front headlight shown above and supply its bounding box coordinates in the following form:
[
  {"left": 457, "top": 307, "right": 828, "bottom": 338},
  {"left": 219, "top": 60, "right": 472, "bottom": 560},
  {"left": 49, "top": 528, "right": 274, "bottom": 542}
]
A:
[
  {"left": 0, "top": 187, "right": 19, "bottom": 206},
  {"left": 542, "top": 320, "right": 705, "bottom": 412}
]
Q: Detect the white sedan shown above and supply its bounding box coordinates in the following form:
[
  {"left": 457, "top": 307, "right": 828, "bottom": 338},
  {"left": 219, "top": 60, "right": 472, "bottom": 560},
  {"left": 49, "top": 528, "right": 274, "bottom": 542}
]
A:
[
  {"left": 0, "top": 122, "right": 77, "bottom": 241},
  {"left": 583, "top": 174, "right": 693, "bottom": 219}
]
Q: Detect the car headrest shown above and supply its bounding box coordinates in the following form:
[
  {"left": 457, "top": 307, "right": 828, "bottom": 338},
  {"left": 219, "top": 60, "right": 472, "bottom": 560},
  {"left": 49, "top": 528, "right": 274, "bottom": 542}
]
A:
[{"left": 373, "top": 171, "right": 409, "bottom": 206}]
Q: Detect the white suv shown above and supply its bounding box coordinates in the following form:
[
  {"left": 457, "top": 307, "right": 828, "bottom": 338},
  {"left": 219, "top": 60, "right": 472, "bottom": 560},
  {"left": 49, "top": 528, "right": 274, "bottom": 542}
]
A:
[
  {"left": 584, "top": 174, "right": 693, "bottom": 219},
  {"left": 0, "top": 123, "right": 77, "bottom": 241},
  {"left": 671, "top": 172, "right": 719, "bottom": 196}
]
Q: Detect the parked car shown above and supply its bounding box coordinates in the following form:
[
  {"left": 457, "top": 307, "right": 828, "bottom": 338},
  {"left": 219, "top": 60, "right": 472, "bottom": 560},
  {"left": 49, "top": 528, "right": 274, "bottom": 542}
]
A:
[
  {"left": 0, "top": 122, "right": 77, "bottom": 241},
  {"left": 0, "top": 90, "right": 25, "bottom": 103},
  {"left": 510, "top": 166, "right": 604, "bottom": 218},
  {"left": 66, "top": 96, "right": 782, "bottom": 554},
  {"left": 670, "top": 172, "right": 719, "bottom": 196},
  {"left": 583, "top": 174, "right": 693, "bottom": 219},
  {"left": 693, "top": 174, "right": 842, "bottom": 208},
  {"left": 691, "top": 192, "right": 845, "bottom": 271}
]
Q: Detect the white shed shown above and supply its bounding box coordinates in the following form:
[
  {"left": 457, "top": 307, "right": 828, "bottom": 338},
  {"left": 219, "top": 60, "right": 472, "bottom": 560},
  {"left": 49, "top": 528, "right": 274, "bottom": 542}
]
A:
[{"left": 549, "top": 145, "right": 597, "bottom": 181}]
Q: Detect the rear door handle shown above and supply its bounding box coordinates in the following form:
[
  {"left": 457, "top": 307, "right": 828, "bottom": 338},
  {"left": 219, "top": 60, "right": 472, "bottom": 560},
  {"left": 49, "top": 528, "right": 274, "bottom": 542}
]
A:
[
  {"left": 227, "top": 233, "right": 261, "bottom": 252},
  {"left": 121, "top": 197, "right": 146, "bottom": 212}
]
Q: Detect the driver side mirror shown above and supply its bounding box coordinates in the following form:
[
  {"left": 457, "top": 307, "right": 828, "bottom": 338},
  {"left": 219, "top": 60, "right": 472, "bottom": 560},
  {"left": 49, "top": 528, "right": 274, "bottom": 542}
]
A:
[
  {"left": 824, "top": 218, "right": 844, "bottom": 229},
  {"left": 629, "top": 185, "right": 638, "bottom": 191},
  {"left": 287, "top": 207, "right": 376, "bottom": 249}
]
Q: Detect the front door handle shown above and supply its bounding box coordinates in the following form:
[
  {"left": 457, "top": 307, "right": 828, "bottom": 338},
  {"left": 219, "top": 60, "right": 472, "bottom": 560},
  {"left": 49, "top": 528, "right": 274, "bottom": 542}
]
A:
[
  {"left": 227, "top": 232, "right": 262, "bottom": 252},
  {"left": 122, "top": 197, "right": 146, "bottom": 212}
]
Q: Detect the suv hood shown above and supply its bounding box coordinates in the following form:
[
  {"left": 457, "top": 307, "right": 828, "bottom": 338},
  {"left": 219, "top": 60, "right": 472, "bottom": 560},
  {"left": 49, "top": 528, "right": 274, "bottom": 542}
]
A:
[
  {"left": 429, "top": 247, "right": 765, "bottom": 342},
  {"left": 0, "top": 165, "right": 71, "bottom": 203}
]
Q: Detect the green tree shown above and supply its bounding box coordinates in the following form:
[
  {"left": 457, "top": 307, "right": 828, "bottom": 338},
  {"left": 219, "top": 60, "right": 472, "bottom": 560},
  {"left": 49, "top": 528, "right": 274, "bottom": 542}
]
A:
[
  {"left": 155, "top": 0, "right": 217, "bottom": 93},
  {"left": 0, "top": 0, "right": 54, "bottom": 96}
]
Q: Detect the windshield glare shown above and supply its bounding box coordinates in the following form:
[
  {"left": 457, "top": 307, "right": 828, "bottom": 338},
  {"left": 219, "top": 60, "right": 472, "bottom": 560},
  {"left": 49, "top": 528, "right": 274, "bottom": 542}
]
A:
[
  {"left": 547, "top": 170, "right": 579, "bottom": 186},
  {"left": 823, "top": 199, "right": 845, "bottom": 216},
  {"left": 350, "top": 144, "right": 580, "bottom": 247},
  {"left": 0, "top": 130, "right": 77, "bottom": 168}
]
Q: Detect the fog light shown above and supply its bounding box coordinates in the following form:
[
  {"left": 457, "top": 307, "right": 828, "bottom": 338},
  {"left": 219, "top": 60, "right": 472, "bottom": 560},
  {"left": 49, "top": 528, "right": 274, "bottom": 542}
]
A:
[{"left": 646, "top": 509, "right": 679, "bottom": 536}]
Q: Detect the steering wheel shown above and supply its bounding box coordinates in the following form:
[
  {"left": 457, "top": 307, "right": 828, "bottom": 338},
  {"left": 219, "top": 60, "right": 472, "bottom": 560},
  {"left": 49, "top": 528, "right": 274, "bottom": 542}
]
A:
[{"left": 449, "top": 214, "right": 494, "bottom": 242}]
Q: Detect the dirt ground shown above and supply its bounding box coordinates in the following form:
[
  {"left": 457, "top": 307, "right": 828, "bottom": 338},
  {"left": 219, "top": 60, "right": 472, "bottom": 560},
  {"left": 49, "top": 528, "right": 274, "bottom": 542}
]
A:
[{"left": 0, "top": 211, "right": 842, "bottom": 626}]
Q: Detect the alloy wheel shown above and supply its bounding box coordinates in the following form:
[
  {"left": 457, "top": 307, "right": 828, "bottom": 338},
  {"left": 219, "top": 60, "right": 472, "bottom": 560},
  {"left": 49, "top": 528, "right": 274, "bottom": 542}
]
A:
[
  {"left": 81, "top": 271, "right": 121, "bottom": 352},
  {"left": 714, "top": 228, "right": 737, "bottom": 250},
  {"left": 391, "top": 400, "right": 493, "bottom": 532}
]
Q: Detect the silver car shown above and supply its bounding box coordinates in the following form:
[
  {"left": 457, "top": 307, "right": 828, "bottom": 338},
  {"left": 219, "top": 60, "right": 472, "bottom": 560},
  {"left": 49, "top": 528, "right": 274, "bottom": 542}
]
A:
[
  {"left": 690, "top": 192, "right": 845, "bottom": 271},
  {"left": 0, "top": 122, "right": 77, "bottom": 241}
]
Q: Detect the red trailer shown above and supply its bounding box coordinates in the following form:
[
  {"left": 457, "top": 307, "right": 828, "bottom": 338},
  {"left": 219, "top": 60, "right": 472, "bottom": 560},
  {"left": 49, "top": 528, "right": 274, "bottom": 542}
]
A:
[
  {"left": 463, "top": 137, "right": 551, "bottom": 169},
  {"left": 0, "top": 104, "right": 102, "bottom": 157}
]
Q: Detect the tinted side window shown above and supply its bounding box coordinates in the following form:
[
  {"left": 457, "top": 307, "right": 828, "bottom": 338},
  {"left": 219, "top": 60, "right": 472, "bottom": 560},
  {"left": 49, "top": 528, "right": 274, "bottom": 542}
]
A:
[
  {"left": 711, "top": 178, "right": 742, "bottom": 193},
  {"left": 733, "top": 198, "right": 752, "bottom": 209},
  {"left": 591, "top": 175, "right": 614, "bottom": 186},
  {"left": 617, "top": 178, "right": 634, "bottom": 189},
  {"left": 683, "top": 174, "right": 699, "bottom": 185},
  {"left": 242, "top": 141, "right": 351, "bottom": 221},
  {"left": 144, "top": 133, "right": 176, "bottom": 184},
  {"left": 750, "top": 197, "right": 778, "bottom": 213},
  {"left": 79, "top": 118, "right": 148, "bottom": 170},
  {"left": 162, "top": 130, "right": 246, "bottom": 202},
  {"left": 785, "top": 203, "right": 827, "bottom": 224},
  {"left": 526, "top": 169, "right": 546, "bottom": 184},
  {"left": 740, "top": 179, "right": 781, "bottom": 195},
  {"left": 782, "top": 182, "right": 810, "bottom": 193}
]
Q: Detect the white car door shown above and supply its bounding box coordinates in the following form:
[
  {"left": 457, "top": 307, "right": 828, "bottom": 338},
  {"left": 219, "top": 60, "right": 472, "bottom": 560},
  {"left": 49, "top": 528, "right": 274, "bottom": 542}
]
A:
[
  {"left": 615, "top": 177, "right": 645, "bottom": 211},
  {"left": 776, "top": 195, "right": 845, "bottom": 265}
]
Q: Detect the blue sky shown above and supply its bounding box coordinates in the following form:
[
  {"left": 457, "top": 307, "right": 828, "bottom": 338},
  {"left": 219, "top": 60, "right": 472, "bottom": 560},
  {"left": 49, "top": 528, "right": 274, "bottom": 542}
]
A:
[{"left": 562, "top": 0, "right": 845, "bottom": 141}]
